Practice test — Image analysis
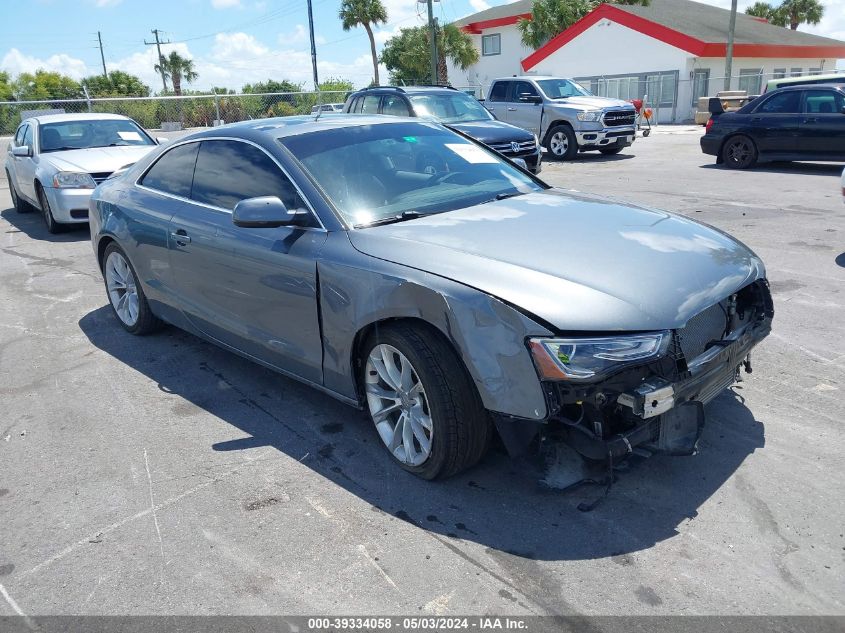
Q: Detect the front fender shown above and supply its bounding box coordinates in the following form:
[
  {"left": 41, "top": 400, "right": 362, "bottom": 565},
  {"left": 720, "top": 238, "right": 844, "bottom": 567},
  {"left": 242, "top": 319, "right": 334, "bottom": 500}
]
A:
[{"left": 317, "top": 233, "right": 553, "bottom": 420}]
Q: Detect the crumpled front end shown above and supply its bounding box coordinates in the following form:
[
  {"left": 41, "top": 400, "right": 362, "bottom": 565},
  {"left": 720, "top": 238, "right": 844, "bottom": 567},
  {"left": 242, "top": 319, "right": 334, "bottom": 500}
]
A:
[{"left": 538, "top": 279, "right": 773, "bottom": 460}]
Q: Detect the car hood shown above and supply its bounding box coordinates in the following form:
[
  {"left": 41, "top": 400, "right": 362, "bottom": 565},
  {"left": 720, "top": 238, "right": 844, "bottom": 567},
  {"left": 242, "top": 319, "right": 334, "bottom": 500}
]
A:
[
  {"left": 548, "top": 95, "right": 634, "bottom": 110},
  {"left": 40, "top": 145, "right": 155, "bottom": 174},
  {"left": 448, "top": 120, "right": 534, "bottom": 144},
  {"left": 347, "top": 190, "right": 765, "bottom": 331}
]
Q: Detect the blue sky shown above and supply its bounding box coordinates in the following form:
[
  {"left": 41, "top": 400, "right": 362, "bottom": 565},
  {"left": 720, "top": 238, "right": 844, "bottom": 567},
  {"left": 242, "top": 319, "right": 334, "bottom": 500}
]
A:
[{"left": 2, "top": 0, "right": 844, "bottom": 92}]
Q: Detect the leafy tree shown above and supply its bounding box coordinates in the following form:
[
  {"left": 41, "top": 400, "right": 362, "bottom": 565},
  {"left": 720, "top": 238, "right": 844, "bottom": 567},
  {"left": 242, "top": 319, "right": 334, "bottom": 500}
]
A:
[
  {"left": 381, "top": 23, "right": 479, "bottom": 85},
  {"left": 339, "top": 0, "right": 388, "bottom": 86},
  {"left": 0, "top": 72, "right": 12, "bottom": 101},
  {"left": 518, "top": 0, "right": 649, "bottom": 48},
  {"left": 154, "top": 51, "right": 198, "bottom": 96},
  {"left": 319, "top": 77, "right": 355, "bottom": 93},
  {"left": 242, "top": 79, "right": 303, "bottom": 94},
  {"left": 746, "top": 0, "right": 823, "bottom": 29},
  {"left": 12, "top": 70, "right": 83, "bottom": 101},
  {"left": 82, "top": 70, "right": 150, "bottom": 97}
]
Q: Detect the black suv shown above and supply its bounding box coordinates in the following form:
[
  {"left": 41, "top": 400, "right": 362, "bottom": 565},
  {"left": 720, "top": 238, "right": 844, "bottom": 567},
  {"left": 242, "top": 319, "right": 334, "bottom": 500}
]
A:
[{"left": 343, "top": 85, "right": 542, "bottom": 174}]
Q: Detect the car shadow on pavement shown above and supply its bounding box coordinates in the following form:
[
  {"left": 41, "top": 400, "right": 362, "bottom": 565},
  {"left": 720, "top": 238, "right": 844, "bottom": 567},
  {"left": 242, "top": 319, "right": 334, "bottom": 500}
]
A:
[
  {"left": 698, "top": 161, "right": 844, "bottom": 175},
  {"left": 79, "top": 305, "right": 765, "bottom": 562},
  {"left": 1, "top": 207, "right": 90, "bottom": 242},
  {"left": 835, "top": 252, "right": 845, "bottom": 268}
]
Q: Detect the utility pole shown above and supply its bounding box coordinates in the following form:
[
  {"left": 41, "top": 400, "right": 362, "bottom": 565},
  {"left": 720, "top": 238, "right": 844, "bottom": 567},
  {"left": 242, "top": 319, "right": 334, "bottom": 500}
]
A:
[
  {"left": 306, "top": 0, "right": 319, "bottom": 90},
  {"left": 144, "top": 29, "right": 170, "bottom": 92},
  {"left": 97, "top": 31, "right": 108, "bottom": 78},
  {"left": 426, "top": 0, "right": 438, "bottom": 85},
  {"left": 724, "top": 0, "right": 737, "bottom": 90}
]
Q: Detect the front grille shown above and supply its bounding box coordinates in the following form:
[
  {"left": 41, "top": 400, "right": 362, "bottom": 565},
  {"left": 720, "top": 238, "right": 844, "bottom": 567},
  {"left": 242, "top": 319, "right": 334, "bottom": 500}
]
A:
[
  {"left": 89, "top": 172, "right": 113, "bottom": 185},
  {"left": 488, "top": 140, "right": 536, "bottom": 156},
  {"left": 603, "top": 110, "right": 636, "bottom": 127},
  {"left": 678, "top": 301, "right": 728, "bottom": 361}
]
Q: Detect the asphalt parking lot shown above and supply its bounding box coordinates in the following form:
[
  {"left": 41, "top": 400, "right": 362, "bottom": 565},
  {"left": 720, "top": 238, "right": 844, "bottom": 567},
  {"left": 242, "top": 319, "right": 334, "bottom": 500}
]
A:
[{"left": 0, "top": 128, "right": 843, "bottom": 617}]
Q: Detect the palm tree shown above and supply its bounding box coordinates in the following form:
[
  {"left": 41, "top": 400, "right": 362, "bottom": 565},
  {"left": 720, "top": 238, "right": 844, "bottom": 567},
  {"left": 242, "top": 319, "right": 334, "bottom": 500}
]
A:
[
  {"left": 436, "top": 23, "right": 479, "bottom": 84},
  {"left": 154, "top": 51, "right": 199, "bottom": 95},
  {"left": 746, "top": 0, "right": 823, "bottom": 29},
  {"left": 339, "top": 0, "right": 388, "bottom": 86},
  {"left": 518, "top": 0, "right": 648, "bottom": 49}
]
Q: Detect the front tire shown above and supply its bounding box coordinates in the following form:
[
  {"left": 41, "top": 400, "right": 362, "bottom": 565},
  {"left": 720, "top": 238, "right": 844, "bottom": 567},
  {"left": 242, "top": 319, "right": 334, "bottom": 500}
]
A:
[
  {"left": 36, "top": 183, "right": 63, "bottom": 234},
  {"left": 545, "top": 125, "right": 578, "bottom": 161},
  {"left": 362, "top": 323, "right": 491, "bottom": 480},
  {"left": 102, "top": 243, "right": 162, "bottom": 335},
  {"left": 721, "top": 135, "right": 758, "bottom": 169},
  {"left": 7, "top": 171, "right": 32, "bottom": 213}
]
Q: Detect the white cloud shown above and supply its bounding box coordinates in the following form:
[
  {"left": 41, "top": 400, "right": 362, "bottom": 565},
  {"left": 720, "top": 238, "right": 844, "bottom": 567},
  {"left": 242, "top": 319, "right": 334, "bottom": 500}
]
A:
[
  {"left": 211, "top": 0, "right": 242, "bottom": 8},
  {"left": 1, "top": 48, "right": 89, "bottom": 80},
  {"left": 469, "top": 0, "right": 491, "bottom": 11},
  {"left": 281, "top": 24, "right": 308, "bottom": 45}
]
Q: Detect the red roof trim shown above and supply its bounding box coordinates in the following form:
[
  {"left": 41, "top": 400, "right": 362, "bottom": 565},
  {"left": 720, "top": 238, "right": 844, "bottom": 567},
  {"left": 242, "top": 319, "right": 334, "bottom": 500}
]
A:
[
  {"left": 521, "top": 3, "right": 845, "bottom": 70},
  {"left": 462, "top": 13, "right": 531, "bottom": 35}
]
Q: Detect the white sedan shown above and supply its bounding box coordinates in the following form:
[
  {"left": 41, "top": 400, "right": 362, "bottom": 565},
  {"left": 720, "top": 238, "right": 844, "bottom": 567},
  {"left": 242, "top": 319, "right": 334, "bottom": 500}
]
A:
[{"left": 4, "top": 113, "right": 159, "bottom": 233}]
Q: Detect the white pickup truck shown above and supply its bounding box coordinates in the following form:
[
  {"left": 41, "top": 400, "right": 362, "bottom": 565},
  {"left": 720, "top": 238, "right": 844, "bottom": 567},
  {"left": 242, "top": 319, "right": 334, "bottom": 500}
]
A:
[{"left": 485, "top": 76, "right": 638, "bottom": 161}]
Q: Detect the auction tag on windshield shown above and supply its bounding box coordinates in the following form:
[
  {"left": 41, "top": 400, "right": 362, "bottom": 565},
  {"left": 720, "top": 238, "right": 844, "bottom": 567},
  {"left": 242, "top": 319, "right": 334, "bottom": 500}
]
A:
[
  {"left": 117, "top": 131, "right": 143, "bottom": 141},
  {"left": 445, "top": 143, "right": 498, "bottom": 164}
]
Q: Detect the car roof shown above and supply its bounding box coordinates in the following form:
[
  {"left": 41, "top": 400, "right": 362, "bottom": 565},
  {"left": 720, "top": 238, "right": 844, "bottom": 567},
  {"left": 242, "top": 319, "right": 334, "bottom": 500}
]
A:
[
  {"left": 492, "top": 76, "right": 570, "bottom": 81},
  {"left": 349, "top": 86, "right": 463, "bottom": 95},
  {"left": 767, "top": 73, "right": 845, "bottom": 85},
  {"left": 22, "top": 112, "right": 133, "bottom": 125},
  {"left": 769, "top": 82, "right": 845, "bottom": 92}
]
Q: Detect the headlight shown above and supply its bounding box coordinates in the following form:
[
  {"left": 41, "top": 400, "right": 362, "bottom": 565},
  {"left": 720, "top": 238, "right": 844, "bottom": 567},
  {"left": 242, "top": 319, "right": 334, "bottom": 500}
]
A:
[
  {"left": 52, "top": 172, "right": 96, "bottom": 189},
  {"left": 576, "top": 110, "right": 603, "bottom": 122},
  {"left": 529, "top": 332, "right": 670, "bottom": 381}
]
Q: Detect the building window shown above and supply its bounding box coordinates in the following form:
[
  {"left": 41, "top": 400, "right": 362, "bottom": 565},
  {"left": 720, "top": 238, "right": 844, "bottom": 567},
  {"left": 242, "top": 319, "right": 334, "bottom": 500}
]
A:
[
  {"left": 790, "top": 67, "right": 803, "bottom": 77},
  {"left": 773, "top": 68, "right": 786, "bottom": 79},
  {"left": 809, "top": 67, "right": 822, "bottom": 75},
  {"left": 738, "top": 69, "right": 763, "bottom": 95},
  {"left": 576, "top": 70, "right": 677, "bottom": 108},
  {"left": 482, "top": 33, "right": 501, "bottom": 56},
  {"left": 692, "top": 69, "right": 710, "bottom": 104}
]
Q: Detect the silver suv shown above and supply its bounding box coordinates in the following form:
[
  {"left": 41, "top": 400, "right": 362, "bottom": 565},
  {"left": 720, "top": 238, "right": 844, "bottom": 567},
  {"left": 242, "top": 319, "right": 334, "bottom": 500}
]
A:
[{"left": 485, "top": 76, "right": 637, "bottom": 160}]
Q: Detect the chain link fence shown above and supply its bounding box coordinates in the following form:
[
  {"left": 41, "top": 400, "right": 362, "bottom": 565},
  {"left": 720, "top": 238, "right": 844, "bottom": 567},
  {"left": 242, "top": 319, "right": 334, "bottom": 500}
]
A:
[{"left": 0, "top": 90, "right": 350, "bottom": 136}]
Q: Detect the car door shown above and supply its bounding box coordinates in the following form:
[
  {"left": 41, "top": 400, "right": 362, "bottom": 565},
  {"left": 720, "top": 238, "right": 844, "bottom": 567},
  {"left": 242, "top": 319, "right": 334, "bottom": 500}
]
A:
[
  {"left": 10, "top": 123, "right": 39, "bottom": 202},
  {"left": 485, "top": 80, "right": 512, "bottom": 121},
  {"left": 168, "top": 138, "right": 327, "bottom": 383},
  {"left": 746, "top": 90, "right": 802, "bottom": 154},
  {"left": 799, "top": 89, "right": 845, "bottom": 157},
  {"left": 507, "top": 81, "right": 542, "bottom": 135}
]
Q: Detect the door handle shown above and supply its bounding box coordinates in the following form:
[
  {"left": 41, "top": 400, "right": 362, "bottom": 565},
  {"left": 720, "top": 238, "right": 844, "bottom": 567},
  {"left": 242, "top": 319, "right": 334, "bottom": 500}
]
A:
[
  {"left": 750, "top": 117, "right": 761, "bottom": 122},
  {"left": 170, "top": 230, "right": 191, "bottom": 245},
  {"left": 507, "top": 107, "right": 517, "bottom": 111},
  {"left": 803, "top": 117, "right": 818, "bottom": 123}
]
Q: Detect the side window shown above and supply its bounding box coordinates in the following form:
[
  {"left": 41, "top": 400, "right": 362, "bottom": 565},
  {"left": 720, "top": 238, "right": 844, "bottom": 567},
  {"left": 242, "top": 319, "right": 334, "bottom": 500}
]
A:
[
  {"left": 804, "top": 89, "right": 844, "bottom": 114},
  {"left": 513, "top": 81, "right": 538, "bottom": 102},
  {"left": 361, "top": 95, "right": 381, "bottom": 114},
  {"left": 350, "top": 97, "right": 361, "bottom": 113},
  {"left": 140, "top": 142, "right": 200, "bottom": 198},
  {"left": 22, "top": 124, "right": 34, "bottom": 149},
  {"left": 755, "top": 91, "right": 801, "bottom": 114},
  {"left": 382, "top": 94, "right": 411, "bottom": 117},
  {"left": 191, "top": 140, "right": 312, "bottom": 223},
  {"left": 489, "top": 81, "right": 509, "bottom": 102},
  {"left": 14, "top": 124, "right": 27, "bottom": 147}
]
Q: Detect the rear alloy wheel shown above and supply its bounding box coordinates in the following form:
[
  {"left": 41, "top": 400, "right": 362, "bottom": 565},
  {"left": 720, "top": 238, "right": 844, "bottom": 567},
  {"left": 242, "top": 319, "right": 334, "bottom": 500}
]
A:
[
  {"left": 363, "top": 324, "right": 490, "bottom": 479},
  {"left": 7, "top": 171, "right": 31, "bottom": 213},
  {"left": 103, "top": 243, "right": 162, "bottom": 335},
  {"left": 36, "top": 184, "right": 63, "bottom": 234},
  {"left": 545, "top": 125, "right": 578, "bottom": 161},
  {"left": 721, "top": 135, "right": 758, "bottom": 169}
]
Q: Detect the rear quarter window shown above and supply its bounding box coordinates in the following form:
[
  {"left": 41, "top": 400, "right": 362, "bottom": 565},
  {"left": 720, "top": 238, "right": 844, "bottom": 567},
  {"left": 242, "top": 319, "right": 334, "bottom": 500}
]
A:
[{"left": 139, "top": 142, "right": 200, "bottom": 198}]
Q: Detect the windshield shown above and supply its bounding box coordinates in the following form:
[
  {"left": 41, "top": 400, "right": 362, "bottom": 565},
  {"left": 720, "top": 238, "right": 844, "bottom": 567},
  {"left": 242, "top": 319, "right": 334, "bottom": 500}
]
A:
[
  {"left": 536, "top": 78, "right": 593, "bottom": 99},
  {"left": 280, "top": 122, "right": 543, "bottom": 228},
  {"left": 39, "top": 119, "right": 155, "bottom": 153},
  {"left": 409, "top": 93, "right": 494, "bottom": 123}
]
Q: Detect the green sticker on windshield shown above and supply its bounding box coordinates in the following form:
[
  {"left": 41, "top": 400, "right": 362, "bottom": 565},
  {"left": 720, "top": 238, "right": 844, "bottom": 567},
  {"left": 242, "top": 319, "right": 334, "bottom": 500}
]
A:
[{"left": 402, "top": 136, "right": 418, "bottom": 143}]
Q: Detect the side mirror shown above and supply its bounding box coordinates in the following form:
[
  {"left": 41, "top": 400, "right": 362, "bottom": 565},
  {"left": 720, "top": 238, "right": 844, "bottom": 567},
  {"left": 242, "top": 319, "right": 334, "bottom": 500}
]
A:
[
  {"left": 707, "top": 97, "right": 725, "bottom": 115},
  {"left": 233, "top": 196, "right": 306, "bottom": 228},
  {"left": 512, "top": 158, "right": 528, "bottom": 170},
  {"left": 156, "top": 137, "right": 170, "bottom": 145},
  {"left": 12, "top": 145, "right": 31, "bottom": 157},
  {"left": 841, "top": 105, "right": 845, "bottom": 114}
]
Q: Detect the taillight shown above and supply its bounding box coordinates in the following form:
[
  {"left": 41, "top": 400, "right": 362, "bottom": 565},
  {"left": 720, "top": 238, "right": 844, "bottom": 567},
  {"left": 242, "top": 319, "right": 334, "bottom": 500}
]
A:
[{"left": 705, "top": 118, "right": 714, "bottom": 133}]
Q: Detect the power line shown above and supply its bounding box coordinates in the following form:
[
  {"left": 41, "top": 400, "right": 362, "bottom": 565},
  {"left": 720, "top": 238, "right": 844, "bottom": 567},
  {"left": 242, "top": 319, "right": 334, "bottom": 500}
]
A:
[{"left": 144, "top": 29, "right": 170, "bottom": 92}]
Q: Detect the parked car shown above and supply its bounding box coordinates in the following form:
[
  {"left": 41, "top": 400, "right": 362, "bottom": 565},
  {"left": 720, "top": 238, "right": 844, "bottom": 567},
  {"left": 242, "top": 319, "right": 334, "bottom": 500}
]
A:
[
  {"left": 764, "top": 71, "right": 845, "bottom": 93},
  {"left": 343, "top": 85, "right": 541, "bottom": 174},
  {"left": 701, "top": 83, "right": 845, "bottom": 169},
  {"left": 841, "top": 166, "right": 845, "bottom": 203},
  {"left": 5, "top": 113, "right": 159, "bottom": 233},
  {"left": 485, "top": 76, "right": 637, "bottom": 161},
  {"left": 90, "top": 116, "right": 773, "bottom": 479},
  {"left": 310, "top": 103, "right": 345, "bottom": 114}
]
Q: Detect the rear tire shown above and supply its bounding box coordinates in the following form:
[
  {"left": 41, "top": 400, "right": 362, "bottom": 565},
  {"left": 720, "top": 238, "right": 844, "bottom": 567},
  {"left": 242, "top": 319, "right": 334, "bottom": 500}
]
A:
[
  {"left": 362, "top": 323, "right": 491, "bottom": 480},
  {"left": 36, "top": 183, "right": 64, "bottom": 234},
  {"left": 599, "top": 146, "right": 624, "bottom": 155},
  {"left": 721, "top": 135, "right": 758, "bottom": 169},
  {"left": 7, "top": 171, "right": 32, "bottom": 213},
  {"left": 545, "top": 125, "right": 578, "bottom": 161},
  {"left": 102, "top": 243, "right": 163, "bottom": 335}
]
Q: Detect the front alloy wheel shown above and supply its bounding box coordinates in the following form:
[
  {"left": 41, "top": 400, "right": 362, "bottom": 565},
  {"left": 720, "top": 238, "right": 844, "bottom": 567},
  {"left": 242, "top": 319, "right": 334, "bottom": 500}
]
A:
[
  {"left": 545, "top": 125, "right": 577, "bottom": 161},
  {"left": 366, "top": 344, "right": 433, "bottom": 467},
  {"left": 36, "top": 185, "right": 62, "bottom": 234}
]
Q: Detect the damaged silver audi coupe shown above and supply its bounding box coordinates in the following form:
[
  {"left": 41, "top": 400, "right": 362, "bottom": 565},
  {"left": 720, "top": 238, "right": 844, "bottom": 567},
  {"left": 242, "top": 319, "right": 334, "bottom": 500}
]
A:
[{"left": 89, "top": 116, "right": 773, "bottom": 480}]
